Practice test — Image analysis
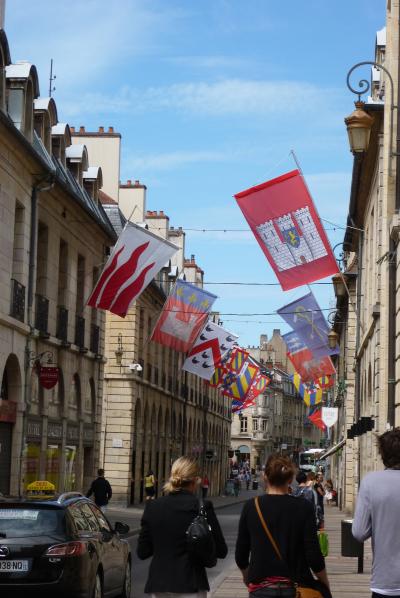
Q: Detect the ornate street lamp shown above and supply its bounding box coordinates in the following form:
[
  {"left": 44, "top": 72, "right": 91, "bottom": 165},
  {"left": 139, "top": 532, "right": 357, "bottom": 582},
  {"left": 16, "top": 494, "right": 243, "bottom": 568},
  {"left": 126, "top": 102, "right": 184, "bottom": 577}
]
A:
[{"left": 344, "top": 101, "right": 374, "bottom": 154}]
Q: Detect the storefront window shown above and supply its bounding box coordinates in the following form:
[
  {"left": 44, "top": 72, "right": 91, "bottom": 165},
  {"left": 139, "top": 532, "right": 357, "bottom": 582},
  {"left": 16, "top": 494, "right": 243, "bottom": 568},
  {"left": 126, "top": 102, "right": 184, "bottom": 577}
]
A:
[
  {"left": 64, "top": 445, "right": 77, "bottom": 491},
  {"left": 46, "top": 444, "right": 61, "bottom": 489},
  {"left": 25, "top": 443, "right": 40, "bottom": 488}
]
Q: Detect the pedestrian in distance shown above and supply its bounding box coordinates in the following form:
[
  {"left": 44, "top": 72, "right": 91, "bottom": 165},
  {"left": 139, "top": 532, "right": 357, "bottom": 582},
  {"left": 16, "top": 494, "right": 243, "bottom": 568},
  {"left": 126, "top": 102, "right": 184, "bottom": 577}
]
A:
[
  {"left": 353, "top": 427, "right": 400, "bottom": 598},
  {"left": 245, "top": 471, "right": 251, "bottom": 491},
  {"left": 314, "top": 473, "right": 325, "bottom": 526},
  {"left": 201, "top": 474, "right": 210, "bottom": 499},
  {"left": 234, "top": 476, "right": 241, "bottom": 497},
  {"left": 324, "top": 479, "right": 334, "bottom": 506},
  {"left": 86, "top": 468, "right": 112, "bottom": 513},
  {"left": 235, "top": 454, "right": 331, "bottom": 598},
  {"left": 145, "top": 469, "right": 156, "bottom": 500},
  {"left": 137, "top": 456, "right": 227, "bottom": 597}
]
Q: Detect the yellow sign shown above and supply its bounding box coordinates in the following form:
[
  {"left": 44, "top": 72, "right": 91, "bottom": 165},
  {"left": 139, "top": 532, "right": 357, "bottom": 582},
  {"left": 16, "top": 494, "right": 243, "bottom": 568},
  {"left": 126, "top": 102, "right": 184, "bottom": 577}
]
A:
[{"left": 26, "top": 480, "right": 56, "bottom": 498}]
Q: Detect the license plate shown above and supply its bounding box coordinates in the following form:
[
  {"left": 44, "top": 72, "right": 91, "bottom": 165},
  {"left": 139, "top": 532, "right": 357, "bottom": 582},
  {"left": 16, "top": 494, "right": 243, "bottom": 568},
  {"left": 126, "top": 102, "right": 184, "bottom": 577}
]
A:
[{"left": 0, "top": 560, "right": 29, "bottom": 572}]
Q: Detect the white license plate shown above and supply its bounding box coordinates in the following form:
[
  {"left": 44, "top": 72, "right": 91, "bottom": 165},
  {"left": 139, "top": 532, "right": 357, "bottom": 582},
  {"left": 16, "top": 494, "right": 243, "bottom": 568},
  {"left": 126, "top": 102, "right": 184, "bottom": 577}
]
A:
[{"left": 0, "top": 560, "right": 29, "bottom": 572}]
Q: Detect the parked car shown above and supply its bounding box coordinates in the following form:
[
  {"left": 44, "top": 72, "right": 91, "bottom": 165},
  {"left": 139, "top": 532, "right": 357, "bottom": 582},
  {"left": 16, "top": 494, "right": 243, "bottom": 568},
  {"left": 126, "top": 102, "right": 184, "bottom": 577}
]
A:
[{"left": 0, "top": 491, "right": 131, "bottom": 598}]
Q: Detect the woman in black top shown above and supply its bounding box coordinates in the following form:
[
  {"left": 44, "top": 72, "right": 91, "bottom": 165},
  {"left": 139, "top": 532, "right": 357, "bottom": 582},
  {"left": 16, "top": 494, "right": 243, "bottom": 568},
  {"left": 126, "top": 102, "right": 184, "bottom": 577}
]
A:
[
  {"left": 137, "top": 456, "right": 227, "bottom": 597},
  {"left": 235, "top": 454, "right": 331, "bottom": 598}
]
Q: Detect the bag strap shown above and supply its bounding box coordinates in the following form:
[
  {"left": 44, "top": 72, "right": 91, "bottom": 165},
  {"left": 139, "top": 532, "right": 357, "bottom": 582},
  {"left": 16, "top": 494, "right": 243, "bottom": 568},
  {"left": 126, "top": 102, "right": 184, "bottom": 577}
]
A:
[{"left": 254, "top": 496, "right": 283, "bottom": 561}]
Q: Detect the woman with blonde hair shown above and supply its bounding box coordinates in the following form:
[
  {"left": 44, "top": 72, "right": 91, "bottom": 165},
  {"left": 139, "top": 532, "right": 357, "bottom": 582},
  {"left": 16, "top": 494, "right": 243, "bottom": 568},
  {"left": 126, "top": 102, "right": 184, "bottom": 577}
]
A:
[
  {"left": 137, "top": 456, "right": 227, "bottom": 597},
  {"left": 235, "top": 454, "right": 331, "bottom": 598}
]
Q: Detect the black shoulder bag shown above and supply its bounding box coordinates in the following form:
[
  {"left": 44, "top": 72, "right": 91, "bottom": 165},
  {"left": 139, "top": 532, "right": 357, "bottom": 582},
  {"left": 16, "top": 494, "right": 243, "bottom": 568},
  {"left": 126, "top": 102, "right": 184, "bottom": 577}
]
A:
[{"left": 186, "top": 497, "right": 217, "bottom": 567}]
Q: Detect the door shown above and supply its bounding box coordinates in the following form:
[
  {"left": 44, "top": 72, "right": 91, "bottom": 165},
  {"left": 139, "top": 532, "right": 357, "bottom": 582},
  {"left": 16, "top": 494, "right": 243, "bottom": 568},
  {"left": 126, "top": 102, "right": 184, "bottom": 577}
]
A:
[{"left": 0, "top": 423, "right": 12, "bottom": 495}]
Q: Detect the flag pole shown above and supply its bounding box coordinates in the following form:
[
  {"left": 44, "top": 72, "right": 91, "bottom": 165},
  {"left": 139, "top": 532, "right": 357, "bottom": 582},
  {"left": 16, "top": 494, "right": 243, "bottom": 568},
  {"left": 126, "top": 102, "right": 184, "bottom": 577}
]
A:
[{"left": 289, "top": 150, "right": 363, "bottom": 334}]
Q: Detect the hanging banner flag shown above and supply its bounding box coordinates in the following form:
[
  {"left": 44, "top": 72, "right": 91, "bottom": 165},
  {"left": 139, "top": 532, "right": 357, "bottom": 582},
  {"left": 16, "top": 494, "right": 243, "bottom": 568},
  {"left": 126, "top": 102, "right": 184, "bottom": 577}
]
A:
[
  {"left": 182, "top": 322, "right": 238, "bottom": 380},
  {"left": 291, "top": 374, "right": 322, "bottom": 407},
  {"left": 87, "top": 222, "right": 177, "bottom": 317},
  {"left": 278, "top": 292, "right": 339, "bottom": 358},
  {"left": 228, "top": 347, "right": 250, "bottom": 373},
  {"left": 208, "top": 365, "right": 228, "bottom": 388},
  {"left": 232, "top": 396, "right": 256, "bottom": 414},
  {"left": 222, "top": 357, "right": 259, "bottom": 401},
  {"left": 234, "top": 169, "right": 338, "bottom": 290},
  {"left": 308, "top": 407, "right": 326, "bottom": 431},
  {"left": 321, "top": 407, "right": 339, "bottom": 428},
  {"left": 283, "top": 330, "right": 336, "bottom": 382},
  {"left": 316, "top": 375, "right": 335, "bottom": 390},
  {"left": 151, "top": 280, "right": 217, "bottom": 352}
]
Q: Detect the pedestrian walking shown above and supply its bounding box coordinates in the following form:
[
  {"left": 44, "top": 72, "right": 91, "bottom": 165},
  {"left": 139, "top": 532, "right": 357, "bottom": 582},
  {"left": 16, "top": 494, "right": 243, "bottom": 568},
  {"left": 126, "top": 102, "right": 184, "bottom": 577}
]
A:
[
  {"left": 245, "top": 471, "right": 251, "bottom": 491},
  {"left": 353, "top": 428, "right": 400, "bottom": 598},
  {"left": 235, "top": 454, "right": 331, "bottom": 598},
  {"left": 86, "top": 468, "right": 112, "bottom": 512},
  {"left": 314, "top": 473, "right": 325, "bottom": 526},
  {"left": 234, "top": 476, "right": 241, "bottom": 497},
  {"left": 137, "top": 456, "right": 227, "bottom": 597},
  {"left": 201, "top": 474, "right": 210, "bottom": 498},
  {"left": 145, "top": 470, "right": 156, "bottom": 500},
  {"left": 324, "top": 479, "right": 334, "bottom": 506}
]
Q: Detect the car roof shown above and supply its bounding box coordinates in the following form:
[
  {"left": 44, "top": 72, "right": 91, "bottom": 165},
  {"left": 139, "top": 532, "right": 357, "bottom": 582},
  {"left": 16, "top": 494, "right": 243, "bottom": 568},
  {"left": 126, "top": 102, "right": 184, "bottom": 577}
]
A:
[{"left": 0, "top": 492, "right": 90, "bottom": 509}]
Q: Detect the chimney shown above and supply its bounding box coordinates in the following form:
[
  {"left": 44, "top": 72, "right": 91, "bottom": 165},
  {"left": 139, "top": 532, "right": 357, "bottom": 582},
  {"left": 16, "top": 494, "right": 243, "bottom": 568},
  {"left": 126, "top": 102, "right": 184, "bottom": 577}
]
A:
[
  {"left": 134, "top": 179, "right": 140, "bottom": 186},
  {"left": 108, "top": 126, "right": 114, "bottom": 133},
  {"left": 79, "top": 126, "right": 85, "bottom": 133},
  {"left": 127, "top": 179, "right": 132, "bottom": 186},
  {"left": 98, "top": 126, "right": 104, "bottom": 133},
  {"left": 70, "top": 126, "right": 75, "bottom": 133},
  {"left": 191, "top": 254, "right": 195, "bottom": 263}
]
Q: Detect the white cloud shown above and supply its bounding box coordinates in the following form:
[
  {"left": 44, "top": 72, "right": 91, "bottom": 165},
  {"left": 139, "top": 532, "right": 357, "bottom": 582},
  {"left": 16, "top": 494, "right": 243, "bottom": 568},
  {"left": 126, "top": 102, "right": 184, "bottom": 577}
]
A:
[
  {"left": 125, "top": 149, "right": 231, "bottom": 171},
  {"left": 61, "top": 78, "right": 342, "bottom": 120},
  {"left": 163, "top": 55, "right": 252, "bottom": 69}
]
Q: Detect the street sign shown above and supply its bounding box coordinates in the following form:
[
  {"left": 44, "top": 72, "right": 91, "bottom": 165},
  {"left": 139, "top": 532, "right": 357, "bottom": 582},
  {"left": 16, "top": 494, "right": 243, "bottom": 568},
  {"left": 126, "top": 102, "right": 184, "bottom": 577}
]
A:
[
  {"left": 38, "top": 366, "right": 59, "bottom": 390},
  {"left": 205, "top": 449, "right": 214, "bottom": 460},
  {"left": 281, "top": 443, "right": 288, "bottom": 450}
]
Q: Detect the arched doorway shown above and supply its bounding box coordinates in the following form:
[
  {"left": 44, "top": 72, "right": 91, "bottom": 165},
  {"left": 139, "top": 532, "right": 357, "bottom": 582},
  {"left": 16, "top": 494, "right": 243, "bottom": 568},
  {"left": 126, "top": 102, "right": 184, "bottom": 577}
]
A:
[{"left": 0, "top": 354, "right": 21, "bottom": 495}]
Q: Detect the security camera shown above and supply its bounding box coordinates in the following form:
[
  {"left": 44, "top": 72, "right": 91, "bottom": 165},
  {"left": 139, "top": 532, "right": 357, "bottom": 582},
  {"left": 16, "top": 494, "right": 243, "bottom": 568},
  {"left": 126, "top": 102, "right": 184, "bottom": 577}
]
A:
[{"left": 127, "top": 363, "right": 143, "bottom": 372}]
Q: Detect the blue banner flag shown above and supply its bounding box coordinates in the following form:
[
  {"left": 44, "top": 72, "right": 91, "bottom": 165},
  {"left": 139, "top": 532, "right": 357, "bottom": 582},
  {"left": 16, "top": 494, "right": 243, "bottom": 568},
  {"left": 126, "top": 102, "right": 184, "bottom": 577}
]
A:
[{"left": 278, "top": 292, "right": 339, "bottom": 358}]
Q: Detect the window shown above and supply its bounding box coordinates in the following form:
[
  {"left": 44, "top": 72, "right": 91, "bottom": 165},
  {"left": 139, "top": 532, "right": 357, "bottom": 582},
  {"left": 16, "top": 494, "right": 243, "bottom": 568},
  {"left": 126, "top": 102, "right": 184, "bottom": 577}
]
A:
[
  {"left": 36, "top": 222, "right": 49, "bottom": 296},
  {"left": 252, "top": 418, "right": 258, "bottom": 431},
  {"left": 79, "top": 503, "right": 101, "bottom": 532},
  {"left": 69, "top": 504, "right": 89, "bottom": 531},
  {"left": 89, "top": 503, "right": 112, "bottom": 532},
  {"left": 12, "top": 202, "right": 25, "bottom": 280},
  {"left": 240, "top": 417, "right": 248, "bottom": 433},
  {"left": 76, "top": 254, "right": 85, "bottom": 315},
  {"left": 261, "top": 419, "right": 268, "bottom": 431},
  {"left": 57, "top": 240, "right": 68, "bottom": 306}
]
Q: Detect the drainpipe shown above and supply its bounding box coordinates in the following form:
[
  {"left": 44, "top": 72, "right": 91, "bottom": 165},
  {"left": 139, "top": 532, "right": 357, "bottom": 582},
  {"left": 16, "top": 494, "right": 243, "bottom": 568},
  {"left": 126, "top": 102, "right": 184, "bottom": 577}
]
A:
[{"left": 354, "top": 228, "right": 363, "bottom": 492}]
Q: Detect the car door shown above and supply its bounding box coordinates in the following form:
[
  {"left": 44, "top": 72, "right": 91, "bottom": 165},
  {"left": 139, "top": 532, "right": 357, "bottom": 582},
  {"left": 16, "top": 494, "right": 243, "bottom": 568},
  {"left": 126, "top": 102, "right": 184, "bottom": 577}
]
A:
[{"left": 88, "top": 504, "right": 125, "bottom": 593}]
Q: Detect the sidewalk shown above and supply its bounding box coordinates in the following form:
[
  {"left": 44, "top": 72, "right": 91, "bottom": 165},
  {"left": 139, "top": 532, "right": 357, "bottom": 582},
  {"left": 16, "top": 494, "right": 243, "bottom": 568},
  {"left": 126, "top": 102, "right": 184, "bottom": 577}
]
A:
[
  {"left": 212, "top": 506, "right": 372, "bottom": 598},
  {"left": 107, "top": 488, "right": 261, "bottom": 537}
]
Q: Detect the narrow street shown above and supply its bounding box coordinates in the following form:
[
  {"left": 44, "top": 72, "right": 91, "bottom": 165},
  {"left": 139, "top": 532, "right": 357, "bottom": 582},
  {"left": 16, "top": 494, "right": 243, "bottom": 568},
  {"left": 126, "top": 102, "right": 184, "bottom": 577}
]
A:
[{"left": 127, "top": 502, "right": 243, "bottom": 598}]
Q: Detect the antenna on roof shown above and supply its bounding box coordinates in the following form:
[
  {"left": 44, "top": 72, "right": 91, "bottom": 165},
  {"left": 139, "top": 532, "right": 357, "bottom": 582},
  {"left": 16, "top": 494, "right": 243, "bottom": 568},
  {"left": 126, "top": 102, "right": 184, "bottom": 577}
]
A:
[{"left": 49, "top": 58, "right": 56, "bottom": 97}]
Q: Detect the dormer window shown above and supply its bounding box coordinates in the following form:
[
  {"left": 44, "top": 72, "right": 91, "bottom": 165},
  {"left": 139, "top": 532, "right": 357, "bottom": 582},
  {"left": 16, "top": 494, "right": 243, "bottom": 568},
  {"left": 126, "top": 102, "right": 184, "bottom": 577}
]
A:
[
  {"left": 33, "top": 97, "right": 58, "bottom": 154},
  {"left": 5, "top": 62, "right": 40, "bottom": 141},
  {"left": 83, "top": 166, "right": 103, "bottom": 203},
  {"left": 0, "top": 31, "right": 11, "bottom": 113},
  {"left": 52, "top": 123, "right": 71, "bottom": 167},
  {"left": 66, "top": 143, "right": 88, "bottom": 186}
]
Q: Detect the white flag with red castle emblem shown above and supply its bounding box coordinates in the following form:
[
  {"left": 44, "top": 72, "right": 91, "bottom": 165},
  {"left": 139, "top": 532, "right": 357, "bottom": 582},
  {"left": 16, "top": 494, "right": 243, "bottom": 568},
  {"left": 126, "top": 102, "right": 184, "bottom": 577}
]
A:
[
  {"left": 182, "top": 321, "right": 238, "bottom": 380},
  {"left": 87, "top": 222, "right": 177, "bottom": 317}
]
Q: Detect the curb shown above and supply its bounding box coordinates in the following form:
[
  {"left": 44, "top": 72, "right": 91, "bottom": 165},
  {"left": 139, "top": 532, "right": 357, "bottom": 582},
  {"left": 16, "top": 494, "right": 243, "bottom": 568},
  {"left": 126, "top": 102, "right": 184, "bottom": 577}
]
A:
[{"left": 120, "top": 495, "right": 251, "bottom": 539}]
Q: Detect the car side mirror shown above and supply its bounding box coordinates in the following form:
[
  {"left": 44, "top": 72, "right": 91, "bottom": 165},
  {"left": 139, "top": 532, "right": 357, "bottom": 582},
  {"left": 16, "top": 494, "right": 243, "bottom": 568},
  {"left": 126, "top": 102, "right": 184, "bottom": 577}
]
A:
[{"left": 114, "top": 521, "right": 130, "bottom": 535}]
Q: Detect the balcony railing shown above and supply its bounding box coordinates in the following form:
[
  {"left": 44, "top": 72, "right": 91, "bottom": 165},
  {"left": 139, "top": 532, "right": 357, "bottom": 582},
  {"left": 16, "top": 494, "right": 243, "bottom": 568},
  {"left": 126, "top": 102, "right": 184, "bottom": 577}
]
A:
[
  {"left": 35, "top": 294, "right": 49, "bottom": 336},
  {"left": 253, "top": 430, "right": 268, "bottom": 441},
  {"left": 56, "top": 306, "right": 68, "bottom": 343},
  {"left": 10, "top": 278, "right": 25, "bottom": 322},
  {"left": 74, "top": 315, "right": 85, "bottom": 348},
  {"left": 90, "top": 324, "right": 100, "bottom": 354}
]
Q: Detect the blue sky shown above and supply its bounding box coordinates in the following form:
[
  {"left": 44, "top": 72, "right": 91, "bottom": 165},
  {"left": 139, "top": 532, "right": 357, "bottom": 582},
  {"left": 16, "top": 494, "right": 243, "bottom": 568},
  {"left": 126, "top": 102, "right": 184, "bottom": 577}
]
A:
[{"left": 5, "top": 0, "right": 385, "bottom": 346}]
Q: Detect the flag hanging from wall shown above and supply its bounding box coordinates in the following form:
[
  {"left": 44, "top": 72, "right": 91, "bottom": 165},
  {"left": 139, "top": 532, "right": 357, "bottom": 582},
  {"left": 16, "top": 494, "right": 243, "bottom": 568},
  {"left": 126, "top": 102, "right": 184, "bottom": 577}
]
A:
[
  {"left": 87, "top": 222, "right": 178, "bottom": 317},
  {"left": 278, "top": 292, "right": 339, "bottom": 358},
  {"left": 222, "top": 356, "right": 259, "bottom": 401},
  {"left": 151, "top": 280, "right": 217, "bottom": 352},
  {"left": 182, "top": 321, "right": 238, "bottom": 380},
  {"left": 321, "top": 407, "right": 339, "bottom": 428},
  {"left": 283, "top": 331, "right": 336, "bottom": 383},
  {"left": 234, "top": 170, "right": 338, "bottom": 290},
  {"left": 291, "top": 373, "right": 323, "bottom": 407},
  {"left": 308, "top": 407, "right": 326, "bottom": 431}
]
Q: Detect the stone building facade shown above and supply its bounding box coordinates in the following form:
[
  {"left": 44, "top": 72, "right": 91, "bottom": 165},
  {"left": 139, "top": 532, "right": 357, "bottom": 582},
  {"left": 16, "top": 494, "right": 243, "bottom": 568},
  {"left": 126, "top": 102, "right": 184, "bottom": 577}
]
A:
[
  {"left": 70, "top": 128, "right": 232, "bottom": 505},
  {"left": 0, "top": 27, "right": 115, "bottom": 495},
  {"left": 329, "top": 13, "right": 400, "bottom": 513}
]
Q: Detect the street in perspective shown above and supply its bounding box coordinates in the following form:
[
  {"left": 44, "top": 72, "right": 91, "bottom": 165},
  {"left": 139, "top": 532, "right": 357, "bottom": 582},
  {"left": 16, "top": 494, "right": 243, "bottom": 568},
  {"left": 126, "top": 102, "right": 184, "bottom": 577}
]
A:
[{"left": 1, "top": 1, "right": 400, "bottom": 597}]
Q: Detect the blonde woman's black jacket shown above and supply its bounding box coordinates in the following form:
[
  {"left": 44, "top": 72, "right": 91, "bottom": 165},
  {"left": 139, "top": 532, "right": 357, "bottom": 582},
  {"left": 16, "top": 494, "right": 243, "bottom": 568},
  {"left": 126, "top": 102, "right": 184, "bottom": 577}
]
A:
[{"left": 137, "top": 490, "right": 227, "bottom": 593}]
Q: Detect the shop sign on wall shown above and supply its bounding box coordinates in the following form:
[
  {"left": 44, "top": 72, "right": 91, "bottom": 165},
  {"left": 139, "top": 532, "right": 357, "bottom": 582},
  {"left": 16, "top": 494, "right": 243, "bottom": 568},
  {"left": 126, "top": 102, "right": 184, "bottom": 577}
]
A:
[{"left": 39, "top": 366, "right": 59, "bottom": 390}]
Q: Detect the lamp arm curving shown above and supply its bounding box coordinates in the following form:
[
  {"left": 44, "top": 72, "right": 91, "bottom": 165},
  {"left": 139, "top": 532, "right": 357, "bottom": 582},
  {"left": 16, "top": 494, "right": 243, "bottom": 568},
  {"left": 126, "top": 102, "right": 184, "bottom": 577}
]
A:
[{"left": 346, "top": 61, "right": 397, "bottom": 167}]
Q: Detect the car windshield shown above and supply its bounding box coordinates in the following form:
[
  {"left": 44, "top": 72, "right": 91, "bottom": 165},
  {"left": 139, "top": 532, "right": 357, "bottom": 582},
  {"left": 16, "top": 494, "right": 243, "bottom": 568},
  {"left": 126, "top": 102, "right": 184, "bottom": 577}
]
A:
[{"left": 0, "top": 506, "right": 65, "bottom": 538}]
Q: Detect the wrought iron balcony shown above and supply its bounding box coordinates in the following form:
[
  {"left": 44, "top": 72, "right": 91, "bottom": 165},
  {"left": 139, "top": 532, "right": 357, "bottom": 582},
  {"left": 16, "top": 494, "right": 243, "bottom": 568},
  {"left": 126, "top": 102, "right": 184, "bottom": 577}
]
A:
[
  {"left": 56, "top": 306, "right": 68, "bottom": 343},
  {"left": 10, "top": 278, "right": 25, "bottom": 322},
  {"left": 90, "top": 324, "right": 100, "bottom": 354},
  {"left": 74, "top": 315, "right": 85, "bottom": 348},
  {"left": 35, "top": 294, "right": 49, "bottom": 336}
]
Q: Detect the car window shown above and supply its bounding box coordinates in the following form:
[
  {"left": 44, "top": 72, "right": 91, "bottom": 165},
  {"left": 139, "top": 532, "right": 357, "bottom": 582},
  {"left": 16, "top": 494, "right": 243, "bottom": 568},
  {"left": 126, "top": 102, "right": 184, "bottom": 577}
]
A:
[
  {"left": 79, "top": 503, "right": 101, "bottom": 532},
  {"left": 88, "top": 504, "right": 112, "bottom": 532},
  {"left": 68, "top": 503, "right": 89, "bottom": 531},
  {"left": 0, "top": 506, "right": 64, "bottom": 538}
]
